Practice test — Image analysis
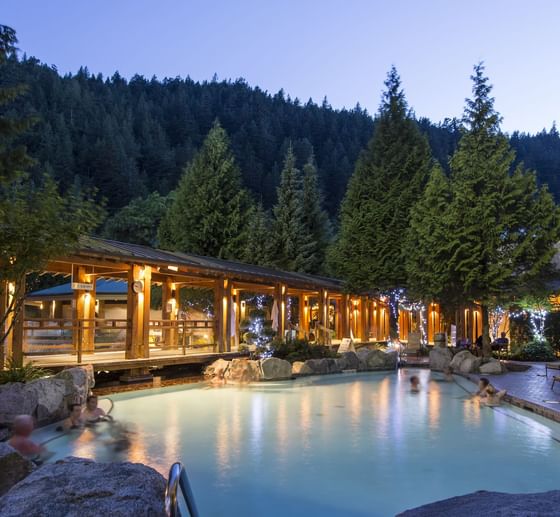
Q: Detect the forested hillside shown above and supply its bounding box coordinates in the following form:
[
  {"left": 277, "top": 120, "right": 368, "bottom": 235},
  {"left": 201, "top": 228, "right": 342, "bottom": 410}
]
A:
[{"left": 2, "top": 54, "right": 560, "bottom": 218}]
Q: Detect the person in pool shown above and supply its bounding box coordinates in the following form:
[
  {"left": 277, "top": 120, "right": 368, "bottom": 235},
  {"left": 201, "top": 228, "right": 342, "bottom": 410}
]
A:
[
  {"left": 82, "top": 395, "right": 110, "bottom": 423},
  {"left": 8, "top": 415, "right": 45, "bottom": 458},
  {"left": 475, "top": 377, "right": 507, "bottom": 406},
  {"left": 60, "top": 403, "right": 84, "bottom": 431},
  {"left": 410, "top": 375, "right": 420, "bottom": 392}
]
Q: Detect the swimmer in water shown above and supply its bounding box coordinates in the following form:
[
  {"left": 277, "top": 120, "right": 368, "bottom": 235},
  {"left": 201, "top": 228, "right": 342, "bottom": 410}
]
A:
[
  {"left": 82, "top": 395, "right": 111, "bottom": 423},
  {"left": 8, "top": 415, "right": 45, "bottom": 458},
  {"left": 475, "top": 377, "right": 507, "bottom": 406},
  {"left": 410, "top": 375, "right": 420, "bottom": 392},
  {"left": 60, "top": 403, "right": 84, "bottom": 431}
]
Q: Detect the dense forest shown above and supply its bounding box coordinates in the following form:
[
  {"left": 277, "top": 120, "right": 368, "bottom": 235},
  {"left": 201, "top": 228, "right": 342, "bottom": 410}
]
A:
[{"left": 2, "top": 54, "right": 560, "bottom": 222}]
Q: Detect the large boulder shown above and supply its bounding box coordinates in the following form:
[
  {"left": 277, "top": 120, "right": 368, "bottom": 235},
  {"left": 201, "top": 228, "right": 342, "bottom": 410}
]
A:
[
  {"left": 429, "top": 347, "right": 453, "bottom": 371},
  {"left": 55, "top": 365, "right": 95, "bottom": 404},
  {"left": 449, "top": 350, "right": 482, "bottom": 373},
  {"left": 292, "top": 361, "right": 313, "bottom": 375},
  {"left": 479, "top": 358, "right": 506, "bottom": 375},
  {"left": 224, "top": 359, "right": 262, "bottom": 383},
  {"left": 357, "top": 349, "right": 398, "bottom": 371},
  {"left": 0, "top": 382, "right": 38, "bottom": 428},
  {"left": 0, "top": 457, "right": 166, "bottom": 517},
  {"left": 24, "top": 378, "right": 69, "bottom": 424},
  {"left": 397, "top": 489, "right": 560, "bottom": 517},
  {"left": 335, "top": 351, "right": 361, "bottom": 371},
  {"left": 204, "top": 358, "right": 230, "bottom": 380},
  {"left": 0, "top": 443, "right": 35, "bottom": 496},
  {"left": 303, "top": 358, "right": 330, "bottom": 374},
  {"left": 260, "top": 357, "right": 292, "bottom": 380}
]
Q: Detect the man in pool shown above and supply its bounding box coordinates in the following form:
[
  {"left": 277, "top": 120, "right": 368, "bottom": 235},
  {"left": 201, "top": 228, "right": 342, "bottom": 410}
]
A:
[
  {"left": 8, "top": 415, "right": 45, "bottom": 458},
  {"left": 475, "top": 377, "right": 507, "bottom": 406},
  {"left": 82, "top": 395, "right": 110, "bottom": 423},
  {"left": 410, "top": 375, "right": 420, "bottom": 392},
  {"left": 60, "top": 403, "right": 85, "bottom": 431}
]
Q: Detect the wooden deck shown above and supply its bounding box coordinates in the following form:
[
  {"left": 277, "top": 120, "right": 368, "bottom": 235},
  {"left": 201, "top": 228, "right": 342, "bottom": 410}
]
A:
[{"left": 28, "top": 347, "right": 246, "bottom": 372}]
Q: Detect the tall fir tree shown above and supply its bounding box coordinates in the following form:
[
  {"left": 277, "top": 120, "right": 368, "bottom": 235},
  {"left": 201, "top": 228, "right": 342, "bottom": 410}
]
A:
[
  {"left": 242, "top": 203, "right": 272, "bottom": 266},
  {"left": 271, "top": 146, "right": 315, "bottom": 272},
  {"left": 329, "top": 67, "right": 432, "bottom": 333},
  {"left": 446, "top": 63, "right": 560, "bottom": 356},
  {"left": 301, "top": 156, "right": 331, "bottom": 274},
  {"left": 158, "top": 121, "right": 253, "bottom": 259}
]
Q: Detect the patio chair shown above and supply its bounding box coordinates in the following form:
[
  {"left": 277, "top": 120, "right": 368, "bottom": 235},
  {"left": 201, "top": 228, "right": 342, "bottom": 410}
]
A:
[
  {"left": 551, "top": 375, "right": 560, "bottom": 390},
  {"left": 402, "top": 331, "right": 422, "bottom": 359},
  {"left": 545, "top": 362, "right": 560, "bottom": 377}
]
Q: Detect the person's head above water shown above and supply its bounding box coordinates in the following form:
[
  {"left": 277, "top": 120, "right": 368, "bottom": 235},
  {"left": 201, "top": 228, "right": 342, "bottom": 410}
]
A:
[
  {"left": 12, "top": 415, "right": 34, "bottom": 437},
  {"left": 86, "top": 395, "right": 98, "bottom": 410},
  {"left": 479, "top": 377, "right": 490, "bottom": 388},
  {"left": 69, "top": 403, "right": 82, "bottom": 419},
  {"left": 410, "top": 375, "right": 419, "bottom": 386}
]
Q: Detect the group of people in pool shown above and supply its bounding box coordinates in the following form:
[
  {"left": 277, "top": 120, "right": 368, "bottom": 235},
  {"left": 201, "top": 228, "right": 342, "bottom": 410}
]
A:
[
  {"left": 7, "top": 395, "right": 123, "bottom": 461},
  {"left": 409, "top": 369, "right": 507, "bottom": 406}
]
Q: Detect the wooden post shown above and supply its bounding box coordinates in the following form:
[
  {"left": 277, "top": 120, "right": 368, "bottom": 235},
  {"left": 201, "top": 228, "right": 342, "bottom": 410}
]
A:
[
  {"left": 71, "top": 265, "right": 87, "bottom": 355},
  {"left": 224, "top": 279, "right": 232, "bottom": 352},
  {"left": 274, "top": 283, "right": 287, "bottom": 340},
  {"left": 233, "top": 287, "right": 240, "bottom": 350},
  {"left": 83, "top": 276, "right": 96, "bottom": 353},
  {"left": 341, "top": 294, "right": 350, "bottom": 338},
  {"left": 162, "top": 278, "right": 177, "bottom": 349},
  {"left": 360, "top": 296, "right": 369, "bottom": 342},
  {"left": 372, "top": 301, "right": 378, "bottom": 341},
  {"left": 298, "top": 293, "right": 308, "bottom": 339},
  {"left": 125, "top": 264, "right": 151, "bottom": 359},
  {"left": 213, "top": 279, "right": 226, "bottom": 353}
]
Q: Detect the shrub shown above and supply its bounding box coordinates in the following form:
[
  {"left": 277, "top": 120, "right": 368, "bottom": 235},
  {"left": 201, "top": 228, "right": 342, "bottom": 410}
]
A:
[
  {"left": 510, "top": 340, "right": 556, "bottom": 362},
  {"left": 269, "top": 338, "right": 337, "bottom": 363},
  {"left": 0, "top": 359, "right": 52, "bottom": 384}
]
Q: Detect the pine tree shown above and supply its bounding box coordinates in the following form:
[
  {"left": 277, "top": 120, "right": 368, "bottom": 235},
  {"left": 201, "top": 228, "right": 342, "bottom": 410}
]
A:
[
  {"left": 271, "top": 146, "right": 315, "bottom": 272},
  {"left": 329, "top": 67, "right": 432, "bottom": 333},
  {"left": 301, "top": 156, "right": 331, "bottom": 274},
  {"left": 158, "top": 121, "right": 253, "bottom": 259},
  {"left": 405, "top": 165, "right": 453, "bottom": 300},
  {"left": 446, "top": 63, "right": 560, "bottom": 356},
  {"left": 242, "top": 203, "right": 272, "bottom": 266}
]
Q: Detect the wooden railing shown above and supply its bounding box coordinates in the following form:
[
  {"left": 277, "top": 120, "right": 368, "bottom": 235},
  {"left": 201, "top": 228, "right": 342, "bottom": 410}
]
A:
[{"left": 149, "top": 319, "right": 215, "bottom": 354}]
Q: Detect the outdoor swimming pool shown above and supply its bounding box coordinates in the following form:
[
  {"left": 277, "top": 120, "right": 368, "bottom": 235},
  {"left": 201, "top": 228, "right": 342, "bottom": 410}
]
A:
[{"left": 35, "top": 369, "right": 560, "bottom": 516}]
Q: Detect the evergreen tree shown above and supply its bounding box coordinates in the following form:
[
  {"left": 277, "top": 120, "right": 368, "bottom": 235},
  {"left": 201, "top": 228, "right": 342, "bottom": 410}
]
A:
[
  {"left": 329, "top": 67, "right": 432, "bottom": 333},
  {"left": 301, "top": 156, "right": 331, "bottom": 274},
  {"left": 242, "top": 203, "right": 272, "bottom": 266},
  {"left": 271, "top": 146, "right": 315, "bottom": 272},
  {"left": 446, "top": 63, "right": 560, "bottom": 356},
  {"left": 103, "top": 192, "right": 169, "bottom": 247},
  {"left": 158, "top": 121, "right": 253, "bottom": 259}
]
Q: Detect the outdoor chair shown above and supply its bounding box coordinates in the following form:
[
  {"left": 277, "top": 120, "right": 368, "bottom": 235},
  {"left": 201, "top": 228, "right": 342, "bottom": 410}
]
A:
[
  {"left": 545, "top": 362, "right": 560, "bottom": 377},
  {"left": 551, "top": 375, "right": 560, "bottom": 390},
  {"left": 402, "top": 331, "right": 422, "bottom": 358}
]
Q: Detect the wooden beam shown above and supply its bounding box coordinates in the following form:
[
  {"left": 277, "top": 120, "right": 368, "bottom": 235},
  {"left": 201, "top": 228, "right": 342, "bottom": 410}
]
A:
[{"left": 161, "top": 278, "right": 177, "bottom": 349}]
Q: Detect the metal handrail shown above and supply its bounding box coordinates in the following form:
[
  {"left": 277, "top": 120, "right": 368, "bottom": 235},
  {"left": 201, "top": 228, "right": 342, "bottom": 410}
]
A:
[{"left": 165, "top": 462, "right": 200, "bottom": 517}]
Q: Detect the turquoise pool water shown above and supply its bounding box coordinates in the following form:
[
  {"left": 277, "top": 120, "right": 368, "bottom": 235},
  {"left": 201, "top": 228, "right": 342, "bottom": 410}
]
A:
[{"left": 35, "top": 369, "right": 560, "bottom": 516}]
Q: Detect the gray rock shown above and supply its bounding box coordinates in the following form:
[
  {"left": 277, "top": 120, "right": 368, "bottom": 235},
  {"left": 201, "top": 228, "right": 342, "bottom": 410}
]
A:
[
  {"left": 0, "top": 443, "right": 35, "bottom": 496},
  {"left": 357, "top": 349, "right": 398, "bottom": 370},
  {"left": 429, "top": 347, "right": 453, "bottom": 371},
  {"left": 292, "top": 361, "right": 313, "bottom": 375},
  {"left": 397, "top": 489, "right": 560, "bottom": 517},
  {"left": 55, "top": 365, "right": 94, "bottom": 404},
  {"left": 0, "top": 457, "right": 166, "bottom": 517},
  {"left": 325, "top": 358, "right": 341, "bottom": 373},
  {"left": 479, "top": 358, "right": 506, "bottom": 375},
  {"left": 25, "top": 378, "right": 68, "bottom": 424},
  {"left": 303, "top": 358, "right": 329, "bottom": 374},
  {"left": 224, "top": 359, "right": 262, "bottom": 383},
  {"left": 449, "top": 350, "right": 482, "bottom": 373},
  {"left": 0, "top": 382, "right": 39, "bottom": 428},
  {"left": 260, "top": 357, "right": 292, "bottom": 380},
  {"left": 204, "top": 358, "right": 230, "bottom": 380},
  {"left": 335, "top": 352, "right": 360, "bottom": 371}
]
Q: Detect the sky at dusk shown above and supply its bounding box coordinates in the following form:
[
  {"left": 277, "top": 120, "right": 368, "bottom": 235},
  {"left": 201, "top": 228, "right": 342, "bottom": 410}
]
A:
[{"left": 3, "top": 0, "right": 559, "bottom": 133}]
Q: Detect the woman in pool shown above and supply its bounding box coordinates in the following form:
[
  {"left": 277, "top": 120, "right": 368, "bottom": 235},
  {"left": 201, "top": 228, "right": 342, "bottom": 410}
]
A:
[
  {"left": 476, "top": 377, "right": 507, "bottom": 406},
  {"left": 59, "top": 403, "right": 85, "bottom": 431},
  {"left": 410, "top": 376, "right": 420, "bottom": 392},
  {"left": 82, "top": 395, "right": 111, "bottom": 423}
]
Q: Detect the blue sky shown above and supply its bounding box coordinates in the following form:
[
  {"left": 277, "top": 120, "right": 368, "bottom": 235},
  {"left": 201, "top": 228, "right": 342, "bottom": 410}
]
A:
[{"left": 4, "top": 0, "right": 559, "bottom": 133}]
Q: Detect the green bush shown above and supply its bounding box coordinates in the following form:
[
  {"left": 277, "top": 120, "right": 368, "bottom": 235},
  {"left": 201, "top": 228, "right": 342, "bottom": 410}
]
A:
[
  {"left": 0, "top": 359, "right": 52, "bottom": 384},
  {"left": 269, "top": 338, "right": 337, "bottom": 363},
  {"left": 510, "top": 340, "right": 556, "bottom": 362}
]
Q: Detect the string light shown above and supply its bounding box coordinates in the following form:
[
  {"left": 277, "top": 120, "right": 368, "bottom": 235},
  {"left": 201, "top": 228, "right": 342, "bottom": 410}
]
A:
[
  {"left": 489, "top": 306, "right": 506, "bottom": 341},
  {"left": 509, "top": 308, "right": 548, "bottom": 342}
]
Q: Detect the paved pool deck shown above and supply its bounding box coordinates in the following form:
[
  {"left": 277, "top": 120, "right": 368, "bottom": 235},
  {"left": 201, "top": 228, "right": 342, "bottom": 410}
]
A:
[{"left": 461, "top": 361, "right": 560, "bottom": 423}]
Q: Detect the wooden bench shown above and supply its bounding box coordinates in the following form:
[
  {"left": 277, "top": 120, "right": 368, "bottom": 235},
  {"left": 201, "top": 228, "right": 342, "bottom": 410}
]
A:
[{"left": 545, "top": 363, "right": 560, "bottom": 377}]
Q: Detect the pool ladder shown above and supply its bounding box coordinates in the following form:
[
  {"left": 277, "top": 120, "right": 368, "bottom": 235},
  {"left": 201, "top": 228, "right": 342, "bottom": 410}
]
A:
[{"left": 165, "top": 462, "right": 200, "bottom": 517}]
